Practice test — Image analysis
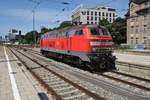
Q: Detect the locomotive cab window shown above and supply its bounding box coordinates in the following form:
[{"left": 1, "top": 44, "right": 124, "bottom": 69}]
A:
[
  {"left": 102, "top": 28, "right": 110, "bottom": 36},
  {"left": 90, "top": 27, "right": 110, "bottom": 36},
  {"left": 75, "top": 30, "right": 83, "bottom": 36}
]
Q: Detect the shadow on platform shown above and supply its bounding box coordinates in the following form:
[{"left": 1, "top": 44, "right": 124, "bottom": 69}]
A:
[{"left": 38, "top": 92, "right": 49, "bottom": 100}]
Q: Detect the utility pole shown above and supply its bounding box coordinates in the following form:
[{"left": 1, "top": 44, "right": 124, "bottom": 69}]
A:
[
  {"left": 32, "top": 10, "right": 36, "bottom": 47},
  {"left": 29, "top": 0, "right": 41, "bottom": 47}
]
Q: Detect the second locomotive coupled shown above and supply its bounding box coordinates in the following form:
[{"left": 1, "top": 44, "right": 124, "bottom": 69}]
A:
[{"left": 40, "top": 24, "right": 116, "bottom": 71}]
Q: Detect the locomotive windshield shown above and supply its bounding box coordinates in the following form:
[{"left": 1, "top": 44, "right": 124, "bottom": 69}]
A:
[{"left": 90, "top": 27, "right": 110, "bottom": 36}]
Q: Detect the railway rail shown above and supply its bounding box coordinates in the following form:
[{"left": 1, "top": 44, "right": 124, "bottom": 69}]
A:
[
  {"left": 116, "top": 61, "right": 150, "bottom": 70},
  {"left": 22, "top": 47, "right": 150, "bottom": 92},
  {"left": 23, "top": 47, "right": 150, "bottom": 71},
  {"left": 16, "top": 46, "right": 150, "bottom": 100},
  {"left": 98, "top": 72, "right": 150, "bottom": 92},
  {"left": 8, "top": 47, "right": 105, "bottom": 100}
]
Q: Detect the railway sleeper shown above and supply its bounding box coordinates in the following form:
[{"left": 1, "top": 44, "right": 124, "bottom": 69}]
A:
[
  {"left": 64, "top": 93, "right": 87, "bottom": 100},
  {"left": 55, "top": 86, "right": 75, "bottom": 93},
  {"left": 59, "top": 89, "right": 80, "bottom": 97}
]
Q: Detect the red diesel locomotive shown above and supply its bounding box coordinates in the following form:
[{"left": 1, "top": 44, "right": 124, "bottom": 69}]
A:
[{"left": 40, "top": 24, "right": 116, "bottom": 71}]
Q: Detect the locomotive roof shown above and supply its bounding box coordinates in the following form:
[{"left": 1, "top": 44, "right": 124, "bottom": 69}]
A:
[
  {"left": 43, "top": 24, "right": 105, "bottom": 36},
  {"left": 47, "top": 24, "right": 86, "bottom": 34}
]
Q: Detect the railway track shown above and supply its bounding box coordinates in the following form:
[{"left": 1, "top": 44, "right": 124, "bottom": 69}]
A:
[
  {"left": 98, "top": 71, "right": 150, "bottom": 92},
  {"left": 23, "top": 47, "right": 150, "bottom": 92},
  {"left": 18, "top": 47, "right": 150, "bottom": 99},
  {"left": 24, "top": 47, "right": 150, "bottom": 71},
  {"left": 116, "top": 61, "right": 150, "bottom": 70},
  {"left": 8, "top": 47, "right": 105, "bottom": 100}
]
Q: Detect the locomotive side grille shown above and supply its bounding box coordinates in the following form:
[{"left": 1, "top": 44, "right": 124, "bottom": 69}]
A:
[
  {"left": 90, "top": 41, "right": 113, "bottom": 46},
  {"left": 92, "top": 48, "right": 112, "bottom": 53}
]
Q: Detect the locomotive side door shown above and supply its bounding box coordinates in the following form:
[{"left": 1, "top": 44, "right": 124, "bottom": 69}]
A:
[{"left": 66, "top": 32, "right": 71, "bottom": 52}]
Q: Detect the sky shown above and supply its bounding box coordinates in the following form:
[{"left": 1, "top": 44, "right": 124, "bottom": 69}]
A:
[{"left": 0, "top": 0, "right": 129, "bottom": 37}]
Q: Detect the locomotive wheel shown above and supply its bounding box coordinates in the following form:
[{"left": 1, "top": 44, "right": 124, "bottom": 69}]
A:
[{"left": 84, "top": 62, "right": 94, "bottom": 72}]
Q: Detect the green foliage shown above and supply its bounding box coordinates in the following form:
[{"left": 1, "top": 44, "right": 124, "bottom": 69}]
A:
[
  {"left": 99, "top": 18, "right": 110, "bottom": 27},
  {"left": 20, "top": 38, "right": 27, "bottom": 44},
  {"left": 57, "top": 21, "right": 72, "bottom": 29},
  {"left": 111, "top": 17, "right": 126, "bottom": 44},
  {"left": 20, "top": 31, "right": 38, "bottom": 44},
  {"left": 40, "top": 27, "right": 52, "bottom": 34},
  {"left": 20, "top": 21, "right": 72, "bottom": 45},
  {"left": 99, "top": 17, "right": 126, "bottom": 45}
]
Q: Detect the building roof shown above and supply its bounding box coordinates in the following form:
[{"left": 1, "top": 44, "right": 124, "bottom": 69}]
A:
[
  {"left": 72, "top": 4, "right": 116, "bottom": 14},
  {"left": 130, "top": 0, "right": 148, "bottom": 4}
]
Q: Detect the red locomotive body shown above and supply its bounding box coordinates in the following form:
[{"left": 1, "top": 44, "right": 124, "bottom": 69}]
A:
[{"left": 40, "top": 25, "right": 116, "bottom": 71}]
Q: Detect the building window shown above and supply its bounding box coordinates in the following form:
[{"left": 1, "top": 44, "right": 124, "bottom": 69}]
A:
[
  {"left": 136, "top": 38, "right": 138, "bottom": 44},
  {"left": 99, "top": 12, "right": 101, "bottom": 16},
  {"left": 91, "top": 22, "right": 93, "bottom": 24},
  {"left": 102, "top": 12, "right": 105, "bottom": 16},
  {"left": 144, "top": 25, "right": 147, "bottom": 33},
  {"left": 131, "top": 39, "right": 133, "bottom": 45},
  {"left": 95, "top": 22, "right": 97, "bottom": 24},
  {"left": 109, "top": 13, "right": 111, "bottom": 17},
  {"left": 91, "top": 17, "right": 93, "bottom": 20},
  {"left": 95, "top": 17, "right": 97, "bottom": 21},
  {"left": 110, "top": 18, "right": 112, "bottom": 22},
  {"left": 91, "top": 11, "right": 93, "bottom": 15},
  {"left": 135, "top": 26, "right": 139, "bottom": 33},
  {"left": 144, "top": 40, "right": 147, "bottom": 44},
  {"left": 106, "top": 13, "right": 108, "bottom": 17},
  {"left": 87, "top": 11, "right": 89, "bottom": 15},
  {"left": 87, "top": 16, "right": 89, "bottom": 20},
  {"left": 95, "top": 12, "right": 97, "bottom": 16},
  {"left": 87, "top": 21, "right": 89, "bottom": 24},
  {"left": 144, "top": 15, "right": 147, "bottom": 21},
  {"left": 131, "top": 18, "right": 135, "bottom": 21},
  {"left": 131, "top": 26, "right": 134, "bottom": 33}
]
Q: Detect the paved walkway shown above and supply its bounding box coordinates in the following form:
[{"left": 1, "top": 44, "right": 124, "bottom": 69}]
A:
[
  {"left": 114, "top": 52, "right": 150, "bottom": 66},
  {"left": 0, "top": 46, "right": 13, "bottom": 100},
  {"left": 0, "top": 46, "right": 51, "bottom": 100}
]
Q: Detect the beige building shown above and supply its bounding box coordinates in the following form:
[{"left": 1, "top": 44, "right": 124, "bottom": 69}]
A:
[{"left": 127, "top": 0, "right": 150, "bottom": 49}]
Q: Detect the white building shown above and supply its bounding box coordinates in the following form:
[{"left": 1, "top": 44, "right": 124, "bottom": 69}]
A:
[
  {"left": 72, "top": 5, "right": 116, "bottom": 25},
  {"left": 8, "top": 29, "right": 22, "bottom": 44},
  {"left": 8, "top": 29, "right": 18, "bottom": 41}
]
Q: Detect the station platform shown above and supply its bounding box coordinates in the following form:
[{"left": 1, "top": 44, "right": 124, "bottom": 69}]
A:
[
  {"left": 0, "top": 46, "right": 51, "bottom": 100},
  {"left": 114, "top": 52, "right": 150, "bottom": 66}
]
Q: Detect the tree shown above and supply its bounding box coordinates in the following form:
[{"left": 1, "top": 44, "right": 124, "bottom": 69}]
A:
[
  {"left": 58, "top": 21, "right": 72, "bottom": 29},
  {"left": 40, "top": 27, "right": 51, "bottom": 35},
  {"left": 20, "top": 31, "right": 38, "bottom": 44},
  {"left": 111, "top": 17, "right": 126, "bottom": 44},
  {"left": 20, "top": 21, "right": 73, "bottom": 45},
  {"left": 99, "top": 18, "right": 110, "bottom": 27},
  {"left": 99, "top": 17, "right": 126, "bottom": 45},
  {"left": 99, "top": 18, "right": 112, "bottom": 33}
]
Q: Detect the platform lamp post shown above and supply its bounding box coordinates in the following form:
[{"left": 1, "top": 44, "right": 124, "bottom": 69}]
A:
[
  {"left": 32, "top": 10, "right": 36, "bottom": 47},
  {"left": 29, "top": 0, "right": 41, "bottom": 47}
]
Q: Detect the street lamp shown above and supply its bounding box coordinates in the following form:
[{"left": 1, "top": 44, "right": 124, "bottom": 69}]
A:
[{"left": 32, "top": 10, "right": 36, "bottom": 47}]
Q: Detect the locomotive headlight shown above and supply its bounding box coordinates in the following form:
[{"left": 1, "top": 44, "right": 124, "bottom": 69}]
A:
[
  {"left": 92, "top": 48, "right": 97, "bottom": 52},
  {"left": 90, "top": 41, "right": 101, "bottom": 46}
]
